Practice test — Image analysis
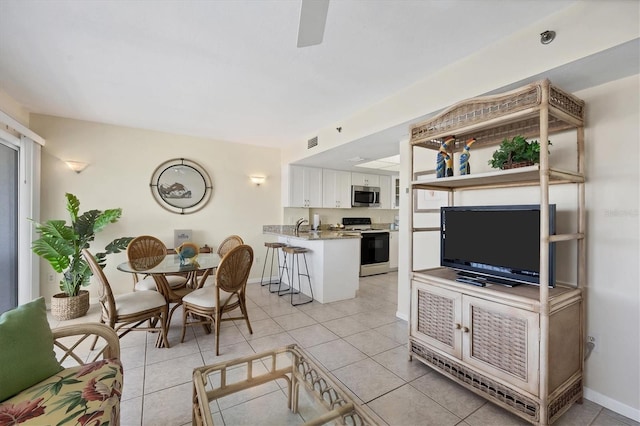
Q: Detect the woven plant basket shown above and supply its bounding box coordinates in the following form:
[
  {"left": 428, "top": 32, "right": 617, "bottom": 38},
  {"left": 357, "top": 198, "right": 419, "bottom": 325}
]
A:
[
  {"left": 51, "top": 290, "right": 90, "bottom": 320},
  {"left": 502, "top": 160, "right": 534, "bottom": 170}
]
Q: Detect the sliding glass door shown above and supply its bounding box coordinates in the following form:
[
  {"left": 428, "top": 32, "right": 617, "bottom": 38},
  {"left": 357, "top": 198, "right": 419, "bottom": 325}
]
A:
[{"left": 0, "top": 141, "right": 19, "bottom": 314}]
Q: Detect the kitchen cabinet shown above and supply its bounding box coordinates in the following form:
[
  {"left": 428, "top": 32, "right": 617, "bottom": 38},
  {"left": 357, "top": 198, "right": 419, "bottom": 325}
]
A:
[
  {"left": 389, "top": 230, "right": 398, "bottom": 270},
  {"left": 289, "top": 165, "right": 322, "bottom": 208},
  {"left": 378, "top": 175, "right": 391, "bottom": 209},
  {"left": 322, "top": 169, "right": 351, "bottom": 208},
  {"left": 351, "top": 172, "right": 379, "bottom": 187},
  {"left": 408, "top": 80, "right": 586, "bottom": 425},
  {"left": 392, "top": 175, "right": 400, "bottom": 209}
]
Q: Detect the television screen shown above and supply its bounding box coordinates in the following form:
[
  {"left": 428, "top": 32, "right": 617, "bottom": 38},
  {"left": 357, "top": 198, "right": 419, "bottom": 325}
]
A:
[{"left": 440, "top": 204, "right": 555, "bottom": 287}]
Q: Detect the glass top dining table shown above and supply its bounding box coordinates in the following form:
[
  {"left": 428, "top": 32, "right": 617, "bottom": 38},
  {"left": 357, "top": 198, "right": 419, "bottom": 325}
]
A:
[
  {"left": 117, "top": 253, "right": 221, "bottom": 277},
  {"left": 117, "top": 253, "right": 221, "bottom": 348},
  {"left": 117, "top": 253, "right": 221, "bottom": 293}
]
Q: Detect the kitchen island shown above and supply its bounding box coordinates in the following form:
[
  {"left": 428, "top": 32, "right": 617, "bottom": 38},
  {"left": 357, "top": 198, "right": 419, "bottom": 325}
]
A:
[{"left": 262, "top": 226, "right": 361, "bottom": 303}]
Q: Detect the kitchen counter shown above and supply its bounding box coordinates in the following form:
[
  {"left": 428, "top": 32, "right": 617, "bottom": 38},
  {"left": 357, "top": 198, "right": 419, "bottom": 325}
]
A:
[
  {"left": 262, "top": 225, "right": 361, "bottom": 303},
  {"left": 263, "top": 226, "right": 361, "bottom": 241}
]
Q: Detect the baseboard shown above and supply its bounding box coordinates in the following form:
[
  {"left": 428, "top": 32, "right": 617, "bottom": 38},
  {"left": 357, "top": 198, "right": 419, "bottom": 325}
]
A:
[
  {"left": 584, "top": 387, "right": 640, "bottom": 422},
  {"left": 395, "top": 311, "right": 409, "bottom": 321}
]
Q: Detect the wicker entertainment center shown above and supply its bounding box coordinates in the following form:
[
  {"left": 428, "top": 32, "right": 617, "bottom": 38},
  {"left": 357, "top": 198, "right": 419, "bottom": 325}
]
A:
[{"left": 408, "top": 80, "right": 586, "bottom": 425}]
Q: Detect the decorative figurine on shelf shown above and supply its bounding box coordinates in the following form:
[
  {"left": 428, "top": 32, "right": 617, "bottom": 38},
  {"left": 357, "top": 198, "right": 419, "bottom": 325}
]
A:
[
  {"left": 175, "top": 242, "right": 199, "bottom": 266},
  {"left": 436, "top": 136, "right": 455, "bottom": 178},
  {"left": 459, "top": 137, "right": 477, "bottom": 175}
]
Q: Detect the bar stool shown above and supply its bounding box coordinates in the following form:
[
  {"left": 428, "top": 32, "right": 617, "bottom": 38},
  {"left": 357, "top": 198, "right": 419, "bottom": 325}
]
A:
[
  {"left": 260, "top": 242, "right": 287, "bottom": 293},
  {"left": 278, "top": 246, "right": 313, "bottom": 306}
]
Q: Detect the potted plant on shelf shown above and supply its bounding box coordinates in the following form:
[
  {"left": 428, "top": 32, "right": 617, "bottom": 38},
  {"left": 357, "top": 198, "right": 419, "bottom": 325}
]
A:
[
  {"left": 488, "top": 135, "right": 550, "bottom": 170},
  {"left": 31, "top": 193, "right": 133, "bottom": 320}
]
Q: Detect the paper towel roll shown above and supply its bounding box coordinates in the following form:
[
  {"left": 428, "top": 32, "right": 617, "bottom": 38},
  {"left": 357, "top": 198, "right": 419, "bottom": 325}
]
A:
[{"left": 313, "top": 214, "right": 320, "bottom": 230}]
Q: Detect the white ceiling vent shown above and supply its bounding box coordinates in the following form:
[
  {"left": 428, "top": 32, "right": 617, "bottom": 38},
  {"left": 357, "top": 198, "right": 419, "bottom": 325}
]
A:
[{"left": 307, "top": 136, "right": 318, "bottom": 149}]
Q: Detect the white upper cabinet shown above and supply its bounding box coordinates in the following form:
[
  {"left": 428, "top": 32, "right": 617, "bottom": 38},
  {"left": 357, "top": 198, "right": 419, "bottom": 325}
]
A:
[
  {"left": 289, "top": 165, "right": 323, "bottom": 208},
  {"left": 323, "top": 169, "right": 352, "bottom": 208},
  {"left": 351, "top": 172, "right": 380, "bottom": 187}
]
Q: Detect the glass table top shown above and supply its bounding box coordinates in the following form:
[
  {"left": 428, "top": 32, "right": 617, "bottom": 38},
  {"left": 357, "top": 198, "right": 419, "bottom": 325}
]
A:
[{"left": 117, "top": 253, "right": 221, "bottom": 274}]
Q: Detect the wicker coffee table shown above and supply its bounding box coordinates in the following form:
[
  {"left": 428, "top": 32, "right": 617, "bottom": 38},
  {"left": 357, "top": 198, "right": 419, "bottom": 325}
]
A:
[{"left": 192, "top": 344, "right": 377, "bottom": 425}]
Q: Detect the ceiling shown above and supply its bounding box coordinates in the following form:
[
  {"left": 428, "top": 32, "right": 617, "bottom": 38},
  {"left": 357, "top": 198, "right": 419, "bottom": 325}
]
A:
[
  {"left": 0, "top": 1, "right": 637, "bottom": 173},
  {"left": 295, "top": 37, "right": 640, "bottom": 174}
]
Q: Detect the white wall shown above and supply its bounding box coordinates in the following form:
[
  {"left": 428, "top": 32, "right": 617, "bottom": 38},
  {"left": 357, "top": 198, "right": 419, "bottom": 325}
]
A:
[
  {"left": 0, "top": 88, "right": 29, "bottom": 126},
  {"left": 29, "top": 114, "right": 282, "bottom": 301},
  {"left": 580, "top": 75, "right": 639, "bottom": 417},
  {"left": 305, "top": 208, "right": 397, "bottom": 228}
]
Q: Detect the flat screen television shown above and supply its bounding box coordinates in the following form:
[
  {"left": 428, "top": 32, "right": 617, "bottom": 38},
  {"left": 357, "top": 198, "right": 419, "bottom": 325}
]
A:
[{"left": 440, "top": 204, "right": 556, "bottom": 287}]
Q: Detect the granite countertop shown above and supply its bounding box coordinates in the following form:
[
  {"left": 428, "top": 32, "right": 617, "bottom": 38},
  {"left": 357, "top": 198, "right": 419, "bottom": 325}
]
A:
[{"left": 263, "top": 225, "right": 361, "bottom": 240}]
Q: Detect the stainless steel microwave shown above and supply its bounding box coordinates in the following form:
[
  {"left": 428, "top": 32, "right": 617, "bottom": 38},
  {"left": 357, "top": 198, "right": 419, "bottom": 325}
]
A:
[{"left": 352, "top": 185, "right": 380, "bottom": 207}]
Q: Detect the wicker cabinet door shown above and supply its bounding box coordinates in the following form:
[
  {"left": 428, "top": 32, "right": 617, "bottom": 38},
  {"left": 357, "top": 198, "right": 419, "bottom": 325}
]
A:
[
  {"left": 411, "top": 281, "right": 462, "bottom": 358},
  {"left": 462, "top": 296, "right": 540, "bottom": 396}
]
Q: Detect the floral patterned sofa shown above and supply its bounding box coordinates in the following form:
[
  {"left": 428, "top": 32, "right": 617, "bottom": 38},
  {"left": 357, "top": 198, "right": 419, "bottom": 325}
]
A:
[{"left": 0, "top": 298, "right": 122, "bottom": 426}]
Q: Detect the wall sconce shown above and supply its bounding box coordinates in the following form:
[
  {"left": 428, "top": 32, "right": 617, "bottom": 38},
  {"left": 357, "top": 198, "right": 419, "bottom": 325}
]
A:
[
  {"left": 250, "top": 175, "right": 266, "bottom": 186},
  {"left": 65, "top": 161, "right": 89, "bottom": 174}
]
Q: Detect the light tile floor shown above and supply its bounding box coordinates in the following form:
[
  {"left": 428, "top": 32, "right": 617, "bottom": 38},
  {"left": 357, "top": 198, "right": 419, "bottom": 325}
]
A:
[{"left": 48, "top": 272, "right": 638, "bottom": 426}]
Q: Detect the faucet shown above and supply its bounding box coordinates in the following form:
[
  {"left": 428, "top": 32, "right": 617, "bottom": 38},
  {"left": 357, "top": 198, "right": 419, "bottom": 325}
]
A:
[{"left": 295, "top": 217, "right": 308, "bottom": 235}]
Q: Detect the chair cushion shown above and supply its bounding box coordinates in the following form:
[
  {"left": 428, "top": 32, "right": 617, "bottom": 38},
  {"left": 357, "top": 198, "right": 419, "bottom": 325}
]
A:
[
  {"left": 134, "top": 277, "right": 157, "bottom": 291},
  {"left": 134, "top": 275, "right": 187, "bottom": 291},
  {"left": 166, "top": 275, "right": 189, "bottom": 288},
  {"left": 0, "top": 358, "right": 123, "bottom": 425},
  {"left": 182, "top": 286, "right": 235, "bottom": 309},
  {"left": 0, "top": 297, "right": 63, "bottom": 402},
  {"left": 114, "top": 291, "right": 166, "bottom": 316}
]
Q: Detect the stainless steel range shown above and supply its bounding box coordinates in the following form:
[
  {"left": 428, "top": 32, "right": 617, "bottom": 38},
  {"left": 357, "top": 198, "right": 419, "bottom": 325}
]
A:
[{"left": 342, "top": 217, "right": 390, "bottom": 277}]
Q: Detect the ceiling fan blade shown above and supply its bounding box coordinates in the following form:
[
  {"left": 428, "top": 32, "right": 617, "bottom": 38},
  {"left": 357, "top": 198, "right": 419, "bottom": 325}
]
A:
[{"left": 297, "top": 0, "right": 329, "bottom": 48}]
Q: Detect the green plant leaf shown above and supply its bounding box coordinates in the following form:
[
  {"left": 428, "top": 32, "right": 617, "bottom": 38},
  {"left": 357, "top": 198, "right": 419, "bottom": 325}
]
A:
[
  {"left": 31, "top": 238, "right": 74, "bottom": 273},
  {"left": 75, "top": 210, "right": 101, "bottom": 244},
  {"left": 35, "top": 221, "right": 75, "bottom": 244},
  {"left": 93, "top": 208, "right": 123, "bottom": 233},
  {"left": 104, "top": 237, "right": 133, "bottom": 254},
  {"left": 65, "top": 193, "right": 80, "bottom": 223}
]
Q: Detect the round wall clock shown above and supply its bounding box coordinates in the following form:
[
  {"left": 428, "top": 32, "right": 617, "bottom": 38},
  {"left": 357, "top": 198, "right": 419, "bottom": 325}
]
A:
[{"left": 150, "top": 158, "right": 213, "bottom": 214}]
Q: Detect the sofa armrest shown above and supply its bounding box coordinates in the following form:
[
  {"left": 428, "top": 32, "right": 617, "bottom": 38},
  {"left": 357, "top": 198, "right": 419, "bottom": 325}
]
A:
[{"left": 52, "top": 323, "right": 120, "bottom": 366}]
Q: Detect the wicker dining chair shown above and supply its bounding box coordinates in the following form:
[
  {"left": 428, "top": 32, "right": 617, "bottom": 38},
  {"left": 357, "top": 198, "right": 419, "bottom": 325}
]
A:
[
  {"left": 82, "top": 249, "right": 170, "bottom": 348},
  {"left": 180, "top": 244, "right": 254, "bottom": 355},
  {"left": 127, "top": 235, "right": 187, "bottom": 291},
  {"left": 216, "top": 235, "right": 244, "bottom": 258}
]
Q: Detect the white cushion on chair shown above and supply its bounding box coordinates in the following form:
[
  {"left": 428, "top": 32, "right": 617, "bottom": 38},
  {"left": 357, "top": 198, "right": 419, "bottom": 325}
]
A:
[
  {"left": 134, "top": 278, "right": 157, "bottom": 291},
  {"left": 134, "top": 275, "right": 188, "bottom": 291},
  {"left": 182, "top": 286, "right": 235, "bottom": 309},
  {"left": 202, "top": 276, "right": 216, "bottom": 287},
  {"left": 166, "top": 275, "right": 188, "bottom": 287},
  {"left": 114, "top": 291, "right": 166, "bottom": 315}
]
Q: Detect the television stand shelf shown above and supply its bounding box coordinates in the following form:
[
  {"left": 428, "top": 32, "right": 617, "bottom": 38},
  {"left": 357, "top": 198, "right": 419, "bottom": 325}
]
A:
[
  {"left": 411, "top": 268, "right": 582, "bottom": 421},
  {"left": 411, "top": 164, "right": 584, "bottom": 191},
  {"left": 408, "top": 80, "right": 586, "bottom": 425}
]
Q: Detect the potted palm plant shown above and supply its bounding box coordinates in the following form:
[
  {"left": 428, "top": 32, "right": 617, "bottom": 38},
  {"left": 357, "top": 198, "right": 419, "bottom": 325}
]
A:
[{"left": 31, "top": 193, "right": 132, "bottom": 320}]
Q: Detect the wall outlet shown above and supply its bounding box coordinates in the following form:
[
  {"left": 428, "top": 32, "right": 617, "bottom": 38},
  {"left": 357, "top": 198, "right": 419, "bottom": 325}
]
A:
[
  {"left": 255, "top": 256, "right": 260, "bottom": 265},
  {"left": 48, "top": 274, "right": 54, "bottom": 282}
]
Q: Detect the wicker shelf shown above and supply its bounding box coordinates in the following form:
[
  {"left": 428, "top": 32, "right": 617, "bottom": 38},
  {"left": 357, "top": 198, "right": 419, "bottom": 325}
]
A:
[
  {"left": 410, "top": 79, "right": 585, "bottom": 151},
  {"left": 408, "top": 79, "right": 585, "bottom": 426},
  {"left": 412, "top": 165, "right": 584, "bottom": 191}
]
